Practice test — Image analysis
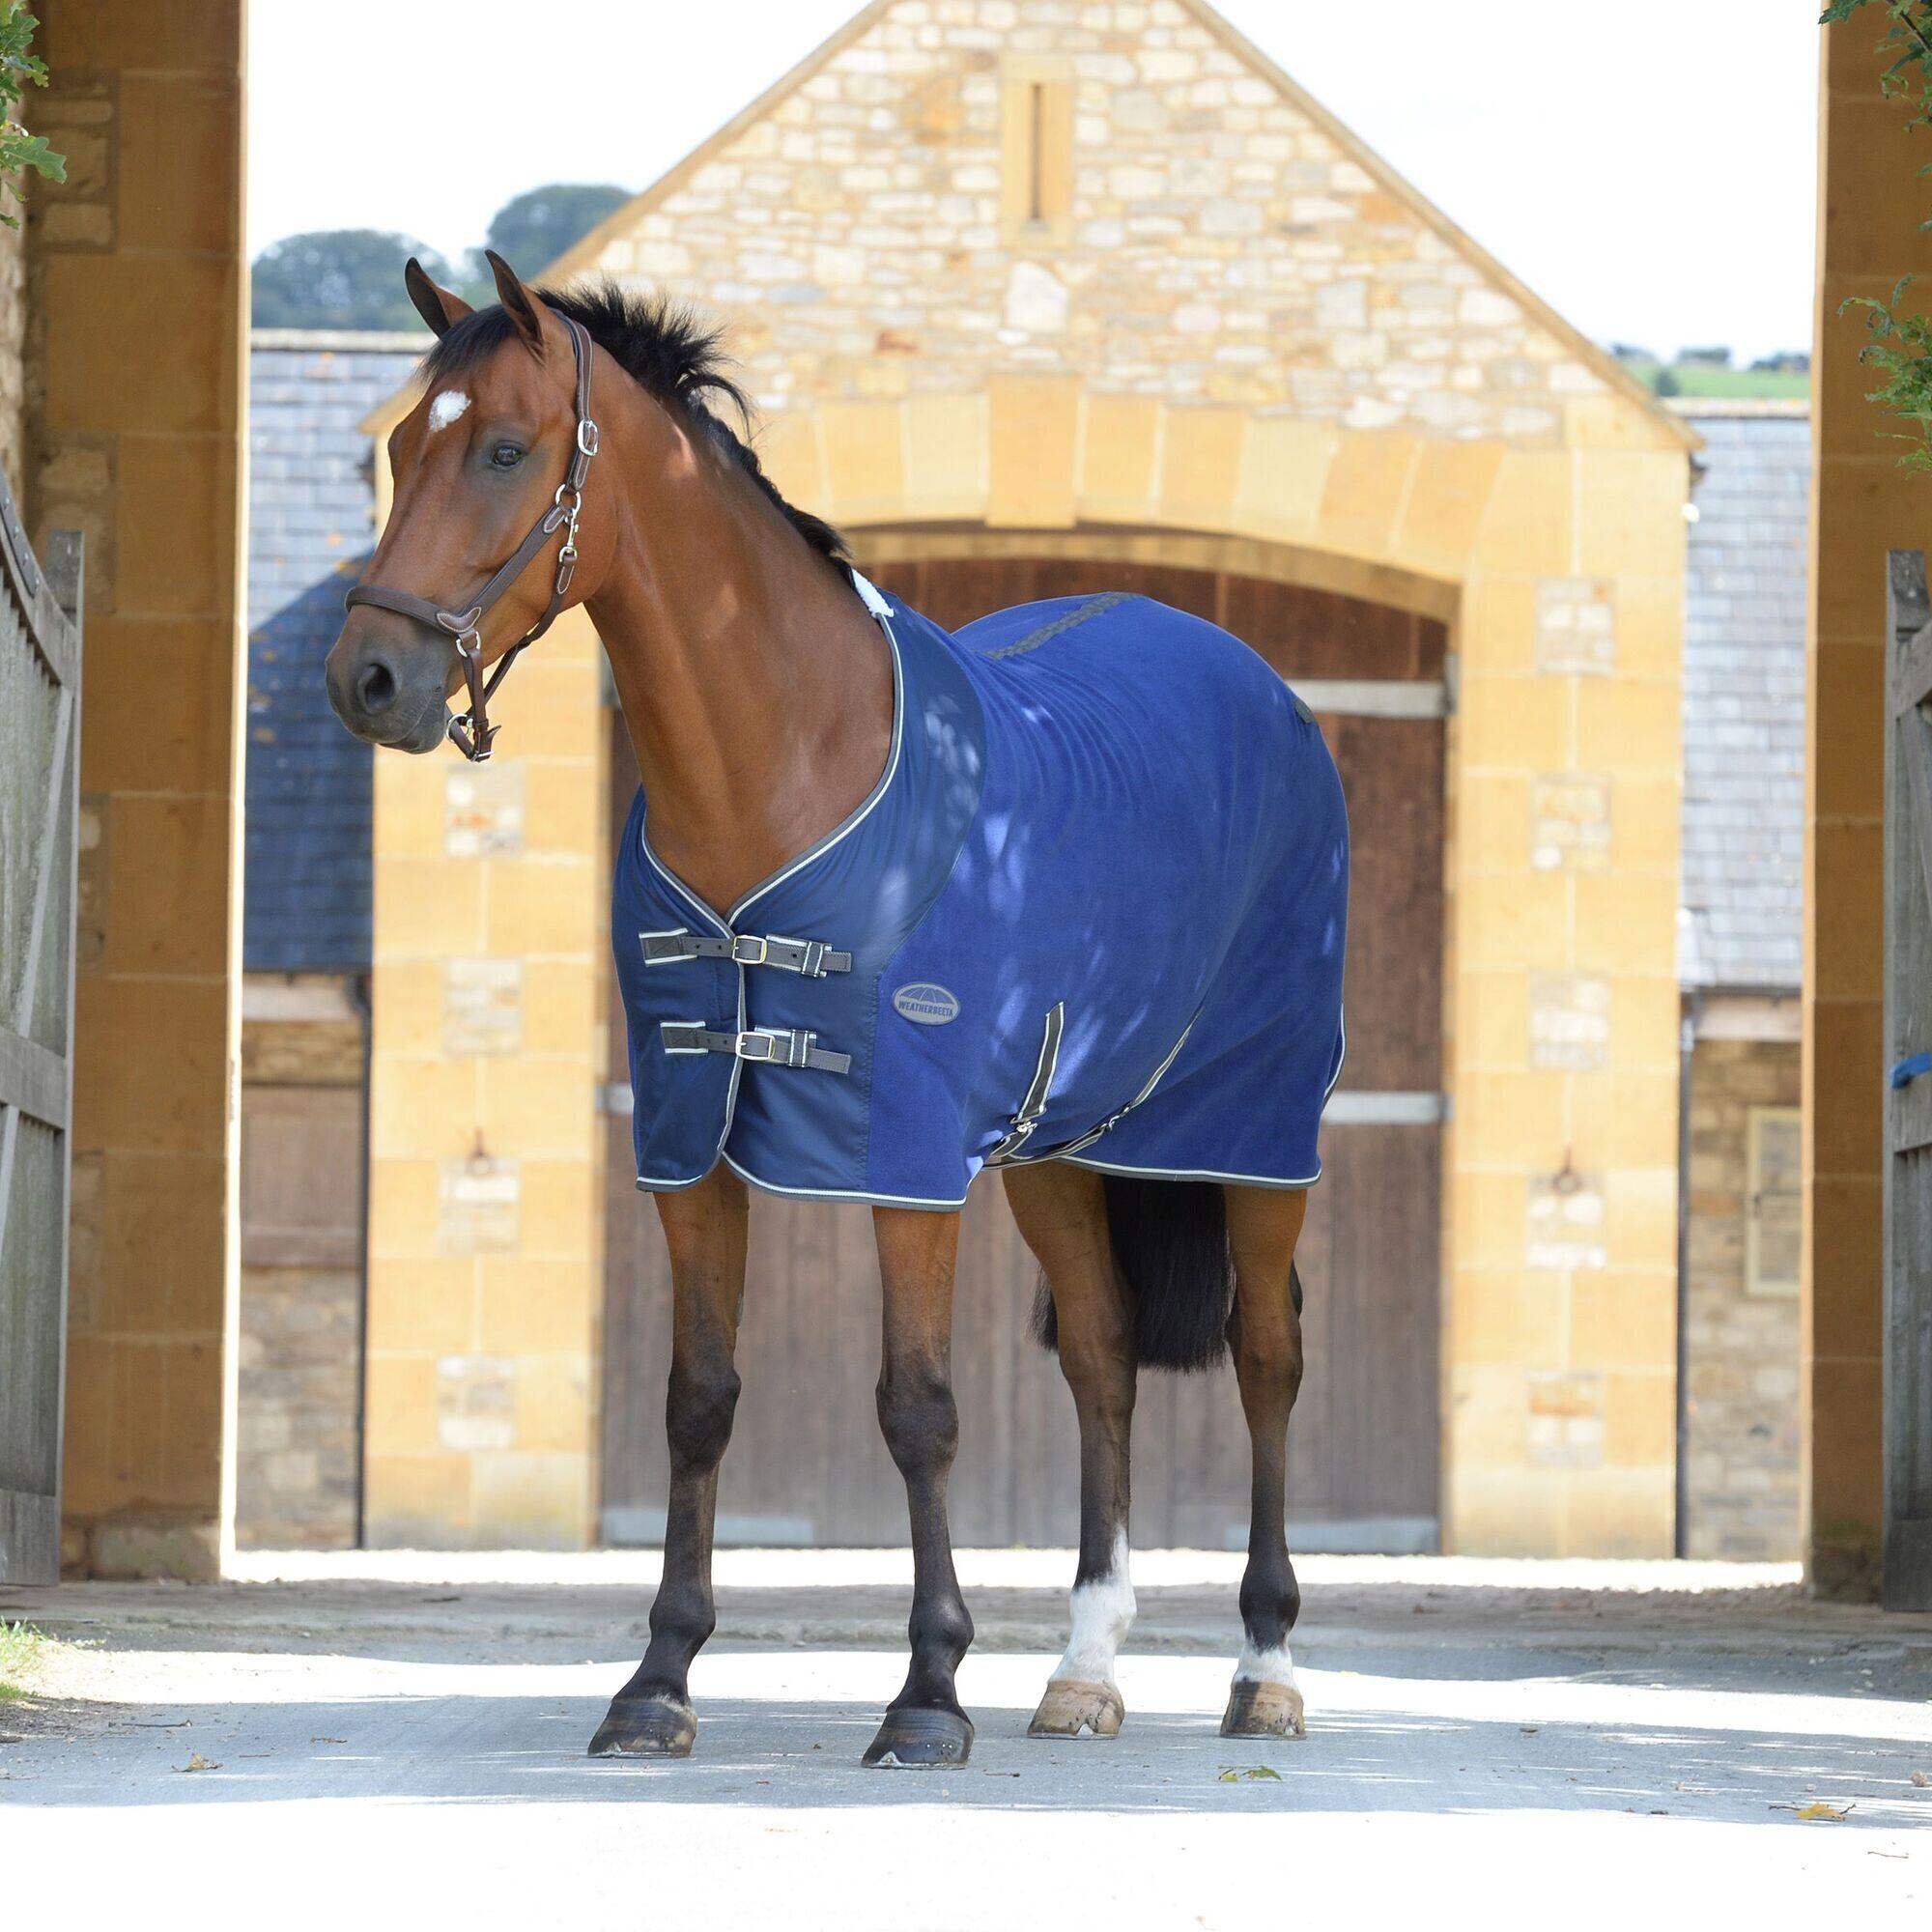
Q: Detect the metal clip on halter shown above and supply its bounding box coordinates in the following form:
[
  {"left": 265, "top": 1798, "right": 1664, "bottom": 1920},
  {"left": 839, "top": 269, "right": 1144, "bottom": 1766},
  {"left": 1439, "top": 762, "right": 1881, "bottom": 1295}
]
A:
[{"left": 343, "top": 310, "right": 602, "bottom": 763}]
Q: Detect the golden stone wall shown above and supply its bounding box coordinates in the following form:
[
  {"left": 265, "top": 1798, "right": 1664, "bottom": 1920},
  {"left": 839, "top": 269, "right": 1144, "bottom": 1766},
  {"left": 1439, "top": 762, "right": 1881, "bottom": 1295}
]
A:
[
  {"left": 1805, "top": 14, "right": 1915, "bottom": 1597},
  {"left": 33, "top": 0, "right": 248, "bottom": 1578},
  {"left": 359, "top": 605, "right": 606, "bottom": 1548},
  {"left": 365, "top": 0, "right": 1691, "bottom": 1552}
]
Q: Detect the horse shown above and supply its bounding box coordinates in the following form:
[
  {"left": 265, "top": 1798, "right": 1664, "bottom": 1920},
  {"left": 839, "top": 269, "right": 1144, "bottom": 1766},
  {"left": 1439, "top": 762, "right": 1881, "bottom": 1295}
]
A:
[{"left": 326, "top": 252, "right": 1348, "bottom": 1770}]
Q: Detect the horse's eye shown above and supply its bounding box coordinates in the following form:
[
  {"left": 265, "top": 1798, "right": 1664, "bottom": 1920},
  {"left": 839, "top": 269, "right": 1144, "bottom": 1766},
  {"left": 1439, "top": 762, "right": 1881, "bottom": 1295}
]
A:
[{"left": 490, "top": 442, "right": 525, "bottom": 469}]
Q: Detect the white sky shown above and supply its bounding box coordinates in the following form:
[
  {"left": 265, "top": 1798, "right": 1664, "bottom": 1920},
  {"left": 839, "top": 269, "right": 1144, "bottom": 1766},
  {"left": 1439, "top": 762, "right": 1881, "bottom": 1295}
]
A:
[{"left": 248, "top": 0, "right": 1822, "bottom": 362}]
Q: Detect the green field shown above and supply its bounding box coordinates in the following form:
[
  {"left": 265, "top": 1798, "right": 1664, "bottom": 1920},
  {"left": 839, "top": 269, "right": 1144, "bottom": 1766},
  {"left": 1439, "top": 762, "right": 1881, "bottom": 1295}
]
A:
[{"left": 1619, "top": 358, "right": 1810, "bottom": 400}]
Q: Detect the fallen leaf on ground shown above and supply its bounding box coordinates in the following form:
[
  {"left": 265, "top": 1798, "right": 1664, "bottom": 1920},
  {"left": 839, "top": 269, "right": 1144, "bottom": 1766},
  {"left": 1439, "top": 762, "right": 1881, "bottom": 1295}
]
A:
[
  {"left": 1219, "top": 1765, "right": 1282, "bottom": 1782},
  {"left": 1912, "top": 1770, "right": 1929, "bottom": 1788},
  {"left": 1796, "top": 1801, "right": 1851, "bottom": 1822},
  {"left": 178, "top": 1752, "right": 220, "bottom": 1774}
]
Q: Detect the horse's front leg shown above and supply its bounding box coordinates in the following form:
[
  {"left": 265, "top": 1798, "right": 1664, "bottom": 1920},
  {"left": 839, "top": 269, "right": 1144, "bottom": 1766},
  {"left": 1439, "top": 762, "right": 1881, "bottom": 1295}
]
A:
[
  {"left": 589, "top": 1167, "right": 749, "bottom": 1757},
  {"left": 1222, "top": 1182, "right": 1309, "bottom": 1739},
  {"left": 864, "top": 1205, "right": 975, "bottom": 1768},
  {"left": 1004, "top": 1162, "right": 1137, "bottom": 1739}
]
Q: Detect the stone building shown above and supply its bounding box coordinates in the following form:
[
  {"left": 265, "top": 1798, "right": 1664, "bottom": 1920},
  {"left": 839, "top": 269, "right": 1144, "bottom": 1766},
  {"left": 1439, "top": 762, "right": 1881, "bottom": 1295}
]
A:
[
  {"left": 9, "top": 0, "right": 1910, "bottom": 1596},
  {"left": 1677, "top": 402, "right": 1808, "bottom": 1561},
  {"left": 358, "top": 0, "right": 1694, "bottom": 1555},
  {"left": 234, "top": 330, "right": 420, "bottom": 1547}
]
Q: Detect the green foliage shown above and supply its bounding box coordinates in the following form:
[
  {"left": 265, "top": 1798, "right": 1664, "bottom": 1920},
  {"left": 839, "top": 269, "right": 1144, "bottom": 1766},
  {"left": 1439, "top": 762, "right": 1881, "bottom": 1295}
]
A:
[
  {"left": 1823, "top": 2, "right": 1932, "bottom": 465},
  {"left": 0, "top": 1619, "right": 46, "bottom": 1700},
  {"left": 0, "top": 4, "right": 63, "bottom": 228},
  {"left": 251, "top": 186, "right": 635, "bottom": 331},
  {"left": 251, "top": 230, "right": 455, "bottom": 331},
  {"left": 482, "top": 183, "right": 631, "bottom": 277},
  {"left": 1842, "top": 276, "right": 1932, "bottom": 468}
]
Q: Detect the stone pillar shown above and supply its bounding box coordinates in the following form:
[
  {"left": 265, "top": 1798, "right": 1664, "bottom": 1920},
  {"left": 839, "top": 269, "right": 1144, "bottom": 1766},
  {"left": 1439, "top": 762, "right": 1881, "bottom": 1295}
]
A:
[
  {"left": 1805, "top": 14, "right": 1919, "bottom": 1598},
  {"left": 30, "top": 0, "right": 247, "bottom": 1578},
  {"left": 361, "top": 606, "right": 606, "bottom": 1548},
  {"left": 1443, "top": 417, "right": 1690, "bottom": 1556}
]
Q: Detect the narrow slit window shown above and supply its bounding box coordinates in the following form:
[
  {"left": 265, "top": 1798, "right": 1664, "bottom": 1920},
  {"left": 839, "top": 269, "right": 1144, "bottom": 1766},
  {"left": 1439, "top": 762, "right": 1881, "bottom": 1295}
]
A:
[
  {"left": 1028, "top": 83, "right": 1045, "bottom": 226},
  {"left": 1004, "top": 65, "right": 1073, "bottom": 241}
]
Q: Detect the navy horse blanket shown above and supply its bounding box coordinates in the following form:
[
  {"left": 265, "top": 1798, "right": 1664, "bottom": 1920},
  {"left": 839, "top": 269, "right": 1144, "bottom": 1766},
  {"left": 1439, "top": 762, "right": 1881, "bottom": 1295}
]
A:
[{"left": 612, "top": 573, "right": 1349, "bottom": 1208}]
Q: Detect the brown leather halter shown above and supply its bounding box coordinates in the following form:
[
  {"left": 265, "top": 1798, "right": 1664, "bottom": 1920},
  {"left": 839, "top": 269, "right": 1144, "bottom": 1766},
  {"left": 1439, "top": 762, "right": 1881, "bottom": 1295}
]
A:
[{"left": 345, "top": 311, "right": 600, "bottom": 760}]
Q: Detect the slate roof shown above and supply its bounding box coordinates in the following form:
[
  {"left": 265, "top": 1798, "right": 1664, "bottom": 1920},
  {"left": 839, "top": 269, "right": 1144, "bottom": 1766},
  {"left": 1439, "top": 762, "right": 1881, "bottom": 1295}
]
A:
[
  {"left": 245, "top": 330, "right": 423, "bottom": 973},
  {"left": 1677, "top": 403, "right": 1808, "bottom": 993}
]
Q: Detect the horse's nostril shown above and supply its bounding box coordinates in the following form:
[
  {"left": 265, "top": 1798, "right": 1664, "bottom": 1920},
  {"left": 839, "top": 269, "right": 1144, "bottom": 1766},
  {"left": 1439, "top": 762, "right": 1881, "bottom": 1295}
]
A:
[{"left": 356, "top": 658, "right": 398, "bottom": 715}]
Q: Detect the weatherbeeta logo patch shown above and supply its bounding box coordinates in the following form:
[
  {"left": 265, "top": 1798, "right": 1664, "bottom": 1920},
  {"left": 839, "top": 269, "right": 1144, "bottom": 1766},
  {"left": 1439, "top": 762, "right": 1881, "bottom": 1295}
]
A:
[{"left": 893, "top": 982, "right": 960, "bottom": 1026}]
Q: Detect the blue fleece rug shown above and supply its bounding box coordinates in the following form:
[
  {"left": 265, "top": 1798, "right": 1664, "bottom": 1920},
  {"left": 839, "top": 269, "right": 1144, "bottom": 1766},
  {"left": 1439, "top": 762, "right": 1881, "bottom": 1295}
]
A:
[{"left": 611, "top": 572, "right": 1349, "bottom": 1208}]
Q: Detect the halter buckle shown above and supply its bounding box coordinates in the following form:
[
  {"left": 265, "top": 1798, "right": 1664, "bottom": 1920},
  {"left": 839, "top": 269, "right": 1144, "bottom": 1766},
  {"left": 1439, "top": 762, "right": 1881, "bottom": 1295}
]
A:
[
  {"left": 577, "top": 419, "right": 600, "bottom": 458},
  {"left": 448, "top": 711, "right": 497, "bottom": 763}
]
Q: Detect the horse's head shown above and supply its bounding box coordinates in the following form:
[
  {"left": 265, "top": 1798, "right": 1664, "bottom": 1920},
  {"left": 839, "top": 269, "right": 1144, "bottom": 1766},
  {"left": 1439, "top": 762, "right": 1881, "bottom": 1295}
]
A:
[{"left": 326, "top": 252, "right": 608, "bottom": 753}]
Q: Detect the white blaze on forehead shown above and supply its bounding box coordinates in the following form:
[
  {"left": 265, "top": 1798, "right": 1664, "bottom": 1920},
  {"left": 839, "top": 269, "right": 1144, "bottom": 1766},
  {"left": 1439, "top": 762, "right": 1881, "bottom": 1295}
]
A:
[{"left": 428, "top": 389, "right": 470, "bottom": 433}]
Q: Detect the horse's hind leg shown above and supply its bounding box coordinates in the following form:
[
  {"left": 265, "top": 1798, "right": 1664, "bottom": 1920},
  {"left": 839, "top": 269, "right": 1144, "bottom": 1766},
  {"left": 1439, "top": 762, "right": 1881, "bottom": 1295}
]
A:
[
  {"left": 1221, "top": 1182, "right": 1310, "bottom": 1739},
  {"left": 589, "top": 1167, "right": 749, "bottom": 1757},
  {"left": 864, "top": 1205, "right": 976, "bottom": 1768},
  {"left": 1004, "top": 1162, "right": 1136, "bottom": 1740}
]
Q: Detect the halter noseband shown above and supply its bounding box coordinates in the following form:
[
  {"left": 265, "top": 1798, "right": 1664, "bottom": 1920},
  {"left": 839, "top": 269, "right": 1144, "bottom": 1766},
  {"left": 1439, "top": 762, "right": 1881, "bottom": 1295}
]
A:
[{"left": 344, "top": 311, "right": 600, "bottom": 761}]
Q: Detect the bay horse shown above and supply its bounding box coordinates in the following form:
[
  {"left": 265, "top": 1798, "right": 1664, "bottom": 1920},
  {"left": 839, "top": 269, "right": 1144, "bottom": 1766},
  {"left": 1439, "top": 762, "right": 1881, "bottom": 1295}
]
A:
[{"left": 326, "top": 253, "right": 1347, "bottom": 1769}]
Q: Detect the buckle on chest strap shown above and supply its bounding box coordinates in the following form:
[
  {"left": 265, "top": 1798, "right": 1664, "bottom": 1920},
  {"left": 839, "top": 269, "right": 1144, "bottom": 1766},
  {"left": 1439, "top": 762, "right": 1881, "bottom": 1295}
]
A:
[
  {"left": 659, "top": 1021, "right": 851, "bottom": 1075},
  {"left": 641, "top": 929, "right": 851, "bottom": 977}
]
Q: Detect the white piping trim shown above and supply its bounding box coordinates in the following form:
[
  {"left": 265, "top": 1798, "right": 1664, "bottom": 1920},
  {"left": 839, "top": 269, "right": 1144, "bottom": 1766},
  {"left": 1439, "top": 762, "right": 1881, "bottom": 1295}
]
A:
[
  {"left": 636, "top": 1170, "right": 711, "bottom": 1193},
  {"left": 719, "top": 1150, "right": 968, "bottom": 1210},
  {"left": 731, "top": 613, "right": 904, "bottom": 923},
  {"left": 1057, "top": 1153, "right": 1323, "bottom": 1189},
  {"left": 640, "top": 844, "right": 731, "bottom": 940},
  {"left": 630, "top": 600, "right": 902, "bottom": 930}
]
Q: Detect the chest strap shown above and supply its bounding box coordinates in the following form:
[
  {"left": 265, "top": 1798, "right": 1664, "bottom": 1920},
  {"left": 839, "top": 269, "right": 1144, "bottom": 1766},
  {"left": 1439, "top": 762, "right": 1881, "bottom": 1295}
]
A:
[
  {"left": 642, "top": 930, "right": 851, "bottom": 977},
  {"left": 661, "top": 1022, "right": 851, "bottom": 1075}
]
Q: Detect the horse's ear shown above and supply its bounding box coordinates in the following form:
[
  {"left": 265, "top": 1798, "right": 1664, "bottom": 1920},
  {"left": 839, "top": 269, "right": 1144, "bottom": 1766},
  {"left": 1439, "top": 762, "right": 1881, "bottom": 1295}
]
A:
[
  {"left": 485, "top": 249, "right": 547, "bottom": 354},
  {"left": 404, "top": 257, "right": 471, "bottom": 338}
]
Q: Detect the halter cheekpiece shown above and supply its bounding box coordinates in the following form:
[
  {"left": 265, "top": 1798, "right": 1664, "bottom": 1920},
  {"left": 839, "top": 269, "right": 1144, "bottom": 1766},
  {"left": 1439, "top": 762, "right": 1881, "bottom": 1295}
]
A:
[{"left": 345, "top": 310, "right": 600, "bottom": 761}]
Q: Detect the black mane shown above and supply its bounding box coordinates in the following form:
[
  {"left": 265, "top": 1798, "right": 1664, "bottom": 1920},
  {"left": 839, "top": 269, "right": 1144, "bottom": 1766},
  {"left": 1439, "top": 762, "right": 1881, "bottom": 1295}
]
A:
[{"left": 419, "top": 278, "right": 849, "bottom": 565}]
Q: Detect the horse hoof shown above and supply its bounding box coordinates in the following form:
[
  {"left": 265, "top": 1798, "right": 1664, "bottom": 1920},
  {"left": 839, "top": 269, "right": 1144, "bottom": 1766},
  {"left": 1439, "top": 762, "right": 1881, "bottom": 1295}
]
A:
[
  {"left": 1219, "top": 1679, "right": 1305, "bottom": 1740},
  {"left": 862, "top": 1705, "right": 974, "bottom": 1769},
  {"left": 587, "top": 1694, "right": 697, "bottom": 1757},
  {"left": 1028, "top": 1678, "right": 1124, "bottom": 1738}
]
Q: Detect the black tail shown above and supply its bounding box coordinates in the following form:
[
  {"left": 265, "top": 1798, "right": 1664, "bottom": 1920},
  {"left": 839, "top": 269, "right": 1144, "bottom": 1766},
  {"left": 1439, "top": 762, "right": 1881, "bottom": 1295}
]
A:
[{"left": 1031, "top": 1176, "right": 1236, "bottom": 1372}]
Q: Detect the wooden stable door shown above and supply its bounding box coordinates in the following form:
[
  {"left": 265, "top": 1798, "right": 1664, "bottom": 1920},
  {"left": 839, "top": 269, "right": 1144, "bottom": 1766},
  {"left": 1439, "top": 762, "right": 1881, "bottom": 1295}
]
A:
[{"left": 602, "top": 556, "right": 1444, "bottom": 1551}]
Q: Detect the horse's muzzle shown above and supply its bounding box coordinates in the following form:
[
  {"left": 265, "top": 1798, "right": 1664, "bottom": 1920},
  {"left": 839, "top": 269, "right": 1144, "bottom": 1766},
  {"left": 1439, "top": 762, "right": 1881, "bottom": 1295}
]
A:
[{"left": 325, "top": 621, "right": 451, "bottom": 753}]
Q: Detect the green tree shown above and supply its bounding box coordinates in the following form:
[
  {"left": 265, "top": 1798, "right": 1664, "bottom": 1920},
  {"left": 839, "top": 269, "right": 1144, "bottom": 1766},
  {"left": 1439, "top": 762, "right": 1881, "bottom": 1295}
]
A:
[
  {"left": 0, "top": 4, "right": 63, "bottom": 227},
  {"left": 251, "top": 230, "right": 455, "bottom": 331},
  {"left": 480, "top": 183, "right": 632, "bottom": 277},
  {"left": 1823, "top": 2, "right": 1932, "bottom": 467}
]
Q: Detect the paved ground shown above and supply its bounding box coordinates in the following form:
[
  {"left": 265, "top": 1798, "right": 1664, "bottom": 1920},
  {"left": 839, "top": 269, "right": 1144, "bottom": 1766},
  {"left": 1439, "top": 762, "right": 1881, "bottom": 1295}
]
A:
[{"left": 3, "top": 1551, "right": 1930, "bottom": 1925}]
